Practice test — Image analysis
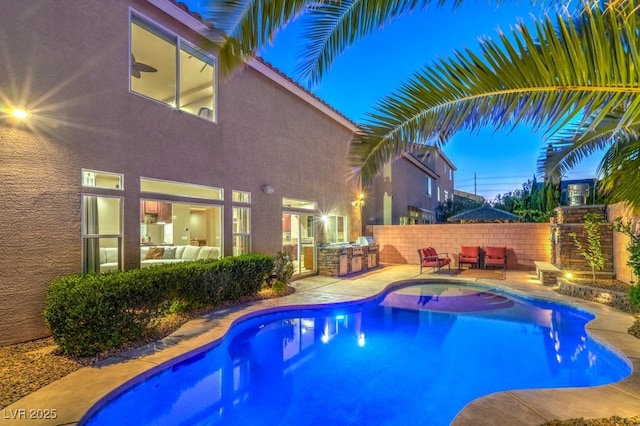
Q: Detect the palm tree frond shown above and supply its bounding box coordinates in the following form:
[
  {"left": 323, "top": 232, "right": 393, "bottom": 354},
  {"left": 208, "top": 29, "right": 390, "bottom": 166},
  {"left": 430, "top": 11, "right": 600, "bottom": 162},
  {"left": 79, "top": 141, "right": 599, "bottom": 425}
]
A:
[
  {"left": 349, "top": 1, "right": 640, "bottom": 186},
  {"left": 202, "top": 0, "right": 311, "bottom": 78}
]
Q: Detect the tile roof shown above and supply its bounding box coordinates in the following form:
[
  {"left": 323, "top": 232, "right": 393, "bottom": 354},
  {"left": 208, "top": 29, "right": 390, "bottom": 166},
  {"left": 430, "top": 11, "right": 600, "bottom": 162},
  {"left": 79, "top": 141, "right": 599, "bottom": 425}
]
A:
[{"left": 447, "top": 205, "right": 522, "bottom": 223}]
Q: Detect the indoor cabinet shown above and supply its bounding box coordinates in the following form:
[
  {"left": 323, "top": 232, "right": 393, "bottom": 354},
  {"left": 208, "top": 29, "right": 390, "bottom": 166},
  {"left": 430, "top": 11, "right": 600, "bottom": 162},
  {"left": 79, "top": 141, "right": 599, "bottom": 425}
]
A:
[{"left": 140, "top": 201, "right": 172, "bottom": 223}]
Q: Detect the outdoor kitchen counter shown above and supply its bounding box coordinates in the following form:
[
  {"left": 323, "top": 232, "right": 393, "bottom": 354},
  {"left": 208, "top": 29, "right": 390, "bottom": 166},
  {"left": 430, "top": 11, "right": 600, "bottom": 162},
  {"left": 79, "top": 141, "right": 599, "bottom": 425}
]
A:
[{"left": 317, "top": 244, "right": 379, "bottom": 277}]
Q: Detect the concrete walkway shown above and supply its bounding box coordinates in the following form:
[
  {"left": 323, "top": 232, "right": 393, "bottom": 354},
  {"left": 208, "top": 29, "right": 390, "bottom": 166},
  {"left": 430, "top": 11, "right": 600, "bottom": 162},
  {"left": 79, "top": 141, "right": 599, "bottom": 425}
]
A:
[{"left": 4, "top": 265, "right": 640, "bottom": 425}]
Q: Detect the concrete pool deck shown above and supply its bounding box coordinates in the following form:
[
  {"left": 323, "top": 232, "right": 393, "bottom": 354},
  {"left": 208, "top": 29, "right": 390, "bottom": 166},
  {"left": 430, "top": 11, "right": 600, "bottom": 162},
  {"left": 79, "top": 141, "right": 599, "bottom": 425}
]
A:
[{"left": 4, "top": 265, "right": 640, "bottom": 425}]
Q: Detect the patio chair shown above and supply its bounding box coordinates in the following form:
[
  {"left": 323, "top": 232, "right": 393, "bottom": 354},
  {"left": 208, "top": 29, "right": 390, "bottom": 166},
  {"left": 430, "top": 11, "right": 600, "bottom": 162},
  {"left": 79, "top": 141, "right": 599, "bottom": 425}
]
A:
[
  {"left": 484, "top": 246, "right": 507, "bottom": 273},
  {"left": 417, "top": 247, "right": 451, "bottom": 273},
  {"left": 458, "top": 246, "right": 481, "bottom": 269}
]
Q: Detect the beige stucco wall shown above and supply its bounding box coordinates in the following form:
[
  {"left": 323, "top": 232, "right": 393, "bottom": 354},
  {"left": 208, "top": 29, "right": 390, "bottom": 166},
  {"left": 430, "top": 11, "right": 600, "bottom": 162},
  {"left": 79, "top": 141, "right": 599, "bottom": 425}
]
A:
[
  {"left": 608, "top": 202, "right": 637, "bottom": 283},
  {"left": 370, "top": 223, "right": 551, "bottom": 270},
  {"left": 0, "top": 0, "right": 357, "bottom": 344}
]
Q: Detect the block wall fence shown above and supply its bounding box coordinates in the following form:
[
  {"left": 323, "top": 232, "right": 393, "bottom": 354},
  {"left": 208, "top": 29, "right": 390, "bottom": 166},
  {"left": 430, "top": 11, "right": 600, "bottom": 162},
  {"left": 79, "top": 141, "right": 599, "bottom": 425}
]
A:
[
  {"left": 367, "top": 202, "right": 638, "bottom": 282},
  {"left": 368, "top": 223, "right": 551, "bottom": 270}
]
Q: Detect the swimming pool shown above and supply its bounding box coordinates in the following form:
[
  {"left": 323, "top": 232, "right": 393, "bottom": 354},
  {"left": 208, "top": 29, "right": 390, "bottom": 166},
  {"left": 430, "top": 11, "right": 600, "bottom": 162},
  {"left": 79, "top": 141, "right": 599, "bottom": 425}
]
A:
[{"left": 83, "top": 282, "right": 632, "bottom": 426}]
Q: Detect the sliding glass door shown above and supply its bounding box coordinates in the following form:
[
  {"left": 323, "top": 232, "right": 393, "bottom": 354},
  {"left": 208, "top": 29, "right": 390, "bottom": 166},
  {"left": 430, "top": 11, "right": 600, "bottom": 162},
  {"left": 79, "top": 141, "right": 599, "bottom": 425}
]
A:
[{"left": 282, "top": 212, "right": 316, "bottom": 275}]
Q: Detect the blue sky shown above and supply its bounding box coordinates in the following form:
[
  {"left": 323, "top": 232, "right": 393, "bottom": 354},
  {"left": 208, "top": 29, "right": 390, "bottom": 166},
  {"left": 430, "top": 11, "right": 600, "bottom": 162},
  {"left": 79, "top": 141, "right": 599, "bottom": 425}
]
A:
[{"left": 193, "top": 1, "right": 603, "bottom": 200}]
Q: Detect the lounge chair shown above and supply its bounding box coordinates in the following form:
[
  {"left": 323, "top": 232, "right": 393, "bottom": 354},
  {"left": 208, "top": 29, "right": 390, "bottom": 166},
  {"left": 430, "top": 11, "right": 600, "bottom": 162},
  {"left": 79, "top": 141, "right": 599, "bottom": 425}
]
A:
[
  {"left": 458, "top": 246, "right": 481, "bottom": 269},
  {"left": 417, "top": 247, "right": 451, "bottom": 273},
  {"left": 484, "top": 246, "right": 507, "bottom": 273}
]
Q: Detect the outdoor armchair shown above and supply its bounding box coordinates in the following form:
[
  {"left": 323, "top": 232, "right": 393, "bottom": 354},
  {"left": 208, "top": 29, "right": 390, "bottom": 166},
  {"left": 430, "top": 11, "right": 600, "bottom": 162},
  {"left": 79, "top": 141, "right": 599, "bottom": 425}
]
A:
[
  {"left": 484, "top": 246, "right": 507, "bottom": 272},
  {"left": 458, "top": 246, "right": 481, "bottom": 269},
  {"left": 417, "top": 247, "right": 451, "bottom": 273}
]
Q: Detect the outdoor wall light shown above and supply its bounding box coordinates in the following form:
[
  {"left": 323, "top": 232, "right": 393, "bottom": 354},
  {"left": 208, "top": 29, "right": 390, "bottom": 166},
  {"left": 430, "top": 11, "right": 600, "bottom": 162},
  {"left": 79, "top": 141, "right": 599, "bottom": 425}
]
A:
[
  {"left": 11, "top": 108, "right": 28, "bottom": 120},
  {"left": 261, "top": 185, "right": 275, "bottom": 194},
  {"left": 351, "top": 193, "right": 365, "bottom": 207}
]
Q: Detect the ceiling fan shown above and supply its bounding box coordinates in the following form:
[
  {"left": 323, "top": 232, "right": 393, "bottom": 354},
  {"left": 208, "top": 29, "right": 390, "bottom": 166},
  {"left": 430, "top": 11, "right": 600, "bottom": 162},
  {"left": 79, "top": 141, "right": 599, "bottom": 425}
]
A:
[{"left": 131, "top": 54, "right": 157, "bottom": 78}]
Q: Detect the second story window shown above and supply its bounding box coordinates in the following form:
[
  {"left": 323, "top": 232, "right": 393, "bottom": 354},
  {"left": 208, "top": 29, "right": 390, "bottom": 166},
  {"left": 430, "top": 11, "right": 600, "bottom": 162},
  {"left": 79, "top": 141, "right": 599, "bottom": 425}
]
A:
[
  {"left": 426, "top": 177, "right": 432, "bottom": 197},
  {"left": 130, "top": 14, "right": 217, "bottom": 121}
]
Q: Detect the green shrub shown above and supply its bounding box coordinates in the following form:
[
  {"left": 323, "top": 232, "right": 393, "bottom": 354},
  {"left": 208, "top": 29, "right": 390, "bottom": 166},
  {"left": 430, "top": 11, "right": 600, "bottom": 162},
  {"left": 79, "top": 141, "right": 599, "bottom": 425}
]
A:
[
  {"left": 219, "top": 254, "right": 274, "bottom": 300},
  {"left": 44, "top": 270, "right": 167, "bottom": 356},
  {"left": 613, "top": 217, "right": 640, "bottom": 311},
  {"left": 274, "top": 251, "right": 294, "bottom": 283},
  {"left": 44, "top": 254, "right": 274, "bottom": 357},
  {"left": 569, "top": 212, "right": 606, "bottom": 284},
  {"left": 629, "top": 284, "right": 640, "bottom": 308}
]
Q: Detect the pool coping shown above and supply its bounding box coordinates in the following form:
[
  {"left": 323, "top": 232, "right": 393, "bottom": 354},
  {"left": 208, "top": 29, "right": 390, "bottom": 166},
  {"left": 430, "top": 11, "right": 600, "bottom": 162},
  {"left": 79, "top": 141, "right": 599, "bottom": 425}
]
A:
[{"left": 3, "top": 265, "right": 640, "bottom": 425}]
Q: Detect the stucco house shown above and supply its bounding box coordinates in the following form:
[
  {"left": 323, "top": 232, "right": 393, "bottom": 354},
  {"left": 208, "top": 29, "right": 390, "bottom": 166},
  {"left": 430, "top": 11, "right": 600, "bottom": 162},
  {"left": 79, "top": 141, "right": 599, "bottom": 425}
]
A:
[
  {"left": 362, "top": 150, "right": 456, "bottom": 226},
  {"left": 0, "top": 0, "right": 362, "bottom": 345}
]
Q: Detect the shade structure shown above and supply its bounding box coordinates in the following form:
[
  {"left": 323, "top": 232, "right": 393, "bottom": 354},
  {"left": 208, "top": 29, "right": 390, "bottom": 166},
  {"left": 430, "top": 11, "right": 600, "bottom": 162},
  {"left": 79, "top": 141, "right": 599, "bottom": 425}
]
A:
[{"left": 447, "top": 205, "right": 522, "bottom": 223}]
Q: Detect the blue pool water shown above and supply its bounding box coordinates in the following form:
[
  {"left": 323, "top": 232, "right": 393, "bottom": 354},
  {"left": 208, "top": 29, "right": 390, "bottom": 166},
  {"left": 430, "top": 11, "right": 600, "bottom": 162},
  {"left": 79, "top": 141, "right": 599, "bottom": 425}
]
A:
[{"left": 84, "top": 283, "right": 631, "bottom": 426}]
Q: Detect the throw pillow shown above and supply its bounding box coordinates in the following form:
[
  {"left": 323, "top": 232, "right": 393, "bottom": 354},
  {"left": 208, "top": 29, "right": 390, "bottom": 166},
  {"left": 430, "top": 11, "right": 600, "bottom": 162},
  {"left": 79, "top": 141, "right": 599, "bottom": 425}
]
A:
[
  {"left": 146, "top": 247, "right": 165, "bottom": 259},
  {"left": 197, "top": 246, "right": 214, "bottom": 260},
  {"left": 162, "top": 247, "right": 177, "bottom": 259},
  {"left": 182, "top": 245, "right": 201, "bottom": 260}
]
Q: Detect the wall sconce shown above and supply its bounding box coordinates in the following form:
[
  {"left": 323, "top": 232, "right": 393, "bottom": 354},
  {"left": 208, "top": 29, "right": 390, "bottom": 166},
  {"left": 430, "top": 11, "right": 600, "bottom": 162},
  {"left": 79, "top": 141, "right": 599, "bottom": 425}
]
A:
[
  {"left": 351, "top": 192, "right": 365, "bottom": 207},
  {"left": 11, "top": 108, "right": 28, "bottom": 120},
  {"left": 261, "top": 185, "right": 275, "bottom": 194}
]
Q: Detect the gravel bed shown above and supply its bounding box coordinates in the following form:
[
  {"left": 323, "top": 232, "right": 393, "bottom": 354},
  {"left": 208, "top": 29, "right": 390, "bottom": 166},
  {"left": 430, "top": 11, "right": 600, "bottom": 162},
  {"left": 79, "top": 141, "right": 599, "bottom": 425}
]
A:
[{"left": 0, "top": 286, "right": 294, "bottom": 410}]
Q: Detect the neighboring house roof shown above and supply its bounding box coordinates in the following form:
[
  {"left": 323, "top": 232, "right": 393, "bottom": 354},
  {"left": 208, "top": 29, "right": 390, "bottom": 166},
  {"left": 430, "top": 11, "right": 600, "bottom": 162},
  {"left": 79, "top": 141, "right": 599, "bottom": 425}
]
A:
[
  {"left": 447, "top": 205, "right": 522, "bottom": 223},
  {"left": 402, "top": 152, "right": 439, "bottom": 179},
  {"left": 402, "top": 148, "right": 456, "bottom": 179},
  {"left": 454, "top": 190, "right": 485, "bottom": 204}
]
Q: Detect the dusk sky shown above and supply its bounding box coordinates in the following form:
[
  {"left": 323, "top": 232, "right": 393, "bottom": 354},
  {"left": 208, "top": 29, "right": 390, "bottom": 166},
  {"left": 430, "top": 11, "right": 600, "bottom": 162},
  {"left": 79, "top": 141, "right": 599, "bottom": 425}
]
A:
[{"left": 193, "top": 1, "right": 603, "bottom": 200}]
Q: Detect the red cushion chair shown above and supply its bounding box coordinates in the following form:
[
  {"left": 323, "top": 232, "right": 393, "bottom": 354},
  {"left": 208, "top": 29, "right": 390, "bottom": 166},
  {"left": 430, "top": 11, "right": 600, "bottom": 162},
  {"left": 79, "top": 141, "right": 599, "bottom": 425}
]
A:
[
  {"left": 484, "top": 246, "right": 507, "bottom": 272},
  {"left": 417, "top": 247, "right": 451, "bottom": 273},
  {"left": 458, "top": 246, "right": 481, "bottom": 269}
]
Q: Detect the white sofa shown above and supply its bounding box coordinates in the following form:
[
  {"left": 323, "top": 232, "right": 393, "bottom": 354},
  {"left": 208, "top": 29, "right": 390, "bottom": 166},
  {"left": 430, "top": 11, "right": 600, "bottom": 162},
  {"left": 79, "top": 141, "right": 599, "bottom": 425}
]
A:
[{"left": 99, "top": 245, "right": 221, "bottom": 272}]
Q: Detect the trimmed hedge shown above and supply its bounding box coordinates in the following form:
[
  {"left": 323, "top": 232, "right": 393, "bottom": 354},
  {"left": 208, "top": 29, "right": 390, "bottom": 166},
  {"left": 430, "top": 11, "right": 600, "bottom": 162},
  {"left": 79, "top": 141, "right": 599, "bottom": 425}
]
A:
[{"left": 44, "top": 254, "right": 274, "bottom": 356}]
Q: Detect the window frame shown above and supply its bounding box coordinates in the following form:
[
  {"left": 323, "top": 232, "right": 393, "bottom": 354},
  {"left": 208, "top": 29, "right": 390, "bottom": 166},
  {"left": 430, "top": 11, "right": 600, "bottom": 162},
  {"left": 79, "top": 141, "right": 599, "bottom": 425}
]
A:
[
  {"left": 81, "top": 194, "right": 123, "bottom": 274},
  {"left": 82, "top": 169, "right": 124, "bottom": 190},
  {"left": 129, "top": 11, "right": 218, "bottom": 122},
  {"left": 232, "top": 206, "right": 251, "bottom": 256},
  {"left": 325, "top": 214, "right": 347, "bottom": 244}
]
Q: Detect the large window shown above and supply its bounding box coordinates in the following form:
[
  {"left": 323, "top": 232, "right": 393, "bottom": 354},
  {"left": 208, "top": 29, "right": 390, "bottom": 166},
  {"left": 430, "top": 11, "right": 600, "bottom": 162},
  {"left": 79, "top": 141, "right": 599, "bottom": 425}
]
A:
[
  {"left": 140, "top": 178, "right": 223, "bottom": 267},
  {"left": 325, "top": 215, "right": 347, "bottom": 244},
  {"left": 130, "top": 14, "right": 216, "bottom": 121},
  {"left": 232, "top": 207, "right": 251, "bottom": 256},
  {"left": 82, "top": 195, "right": 122, "bottom": 273},
  {"left": 141, "top": 177, "right": 222, "bottom": 200},
  {"left": 232, "top": 190, "right": 251, "bottom": 256}
]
